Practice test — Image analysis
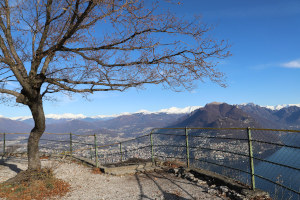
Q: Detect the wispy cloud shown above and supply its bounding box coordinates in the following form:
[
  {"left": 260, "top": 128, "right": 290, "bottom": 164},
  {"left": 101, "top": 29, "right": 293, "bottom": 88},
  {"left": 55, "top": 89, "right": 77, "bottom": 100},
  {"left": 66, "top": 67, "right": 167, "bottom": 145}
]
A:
[{"left": 281, "top": 59, "right": 300, "bottom": 68}]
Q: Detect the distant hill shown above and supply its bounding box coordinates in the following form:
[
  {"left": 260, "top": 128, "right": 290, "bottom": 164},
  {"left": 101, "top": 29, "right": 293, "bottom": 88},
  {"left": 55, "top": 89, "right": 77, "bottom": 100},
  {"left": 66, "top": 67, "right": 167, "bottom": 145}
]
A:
[
  {"left": 239, "top": 103, "right": 300, "bottom": 129},
  {"left": 167, "top": 103, "right": 281, "bottom": 152},
  {"left": 42, "top": 112, "right": 185, "bottom": 137},
  {"left": 171, "top": 102, "right": 261, "bottom": 128},
  {"left": 0, "top": 117, "right": 31, "bottom": 133},
  {"left": 2, "top": 102, "right": 300, "bottom": 138},
  {"left": 237, "top": 103, "right": 280, "bottom": 128},
  {"left": 274, "top": 106, "right": 300, "bottom": 126},
  {"left": 96, "top": 113, "right": 186, "bottom": 136},
  {"left": 46, "top": 120, "right": 98, "bottom": 134}
]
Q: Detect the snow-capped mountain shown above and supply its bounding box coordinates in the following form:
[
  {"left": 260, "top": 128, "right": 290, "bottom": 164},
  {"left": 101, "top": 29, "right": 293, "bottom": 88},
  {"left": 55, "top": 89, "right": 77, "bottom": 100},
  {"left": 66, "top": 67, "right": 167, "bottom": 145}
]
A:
[
  {"left": 239, "top": 103, "right": 300, "bottom": 111},
  {"left": 264, "top": 104, "right": 300, "bottom": 110},
  {"left": 1, "top": 103, "right": 300, "bottom": 135},
  {"left": 10, "top": 103, "right": 300, "bottom": 123},
  {"left": 171, "top": 103, "right": 260, "bottom": 128},
  {"left": 238, "top": 103, "right": 300, "bottom": 129},
  {"left": 10, "top": 106, "right": 202, "bottom": 123}
]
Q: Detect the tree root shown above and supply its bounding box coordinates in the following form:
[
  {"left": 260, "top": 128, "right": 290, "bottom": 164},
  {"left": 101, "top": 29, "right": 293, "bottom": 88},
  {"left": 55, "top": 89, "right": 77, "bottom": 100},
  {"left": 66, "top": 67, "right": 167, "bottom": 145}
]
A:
[
  {"left": 1, "top": 167, "right": 70, "bottom": 200},
  {"left": 4, "top": 168, "right": 54, "bottom": 185}
]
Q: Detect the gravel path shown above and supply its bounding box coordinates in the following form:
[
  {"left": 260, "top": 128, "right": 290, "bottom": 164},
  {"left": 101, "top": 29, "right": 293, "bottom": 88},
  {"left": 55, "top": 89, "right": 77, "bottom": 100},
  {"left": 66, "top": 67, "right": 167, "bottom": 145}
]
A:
[{"left": 0, "top": 157, "right": 226, "bottom": 200}]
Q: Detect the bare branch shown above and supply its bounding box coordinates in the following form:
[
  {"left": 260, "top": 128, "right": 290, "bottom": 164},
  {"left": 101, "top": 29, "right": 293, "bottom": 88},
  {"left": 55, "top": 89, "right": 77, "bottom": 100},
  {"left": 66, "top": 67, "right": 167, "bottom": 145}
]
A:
[
  {"left": 0, "top": 0, "right": 230, "bottom": 103},
  {"left": 0, "top": 88, "right": 20, "bottom": 98},
  {"left": 35, "top": 0, "right": 53, "bottom": 56}
]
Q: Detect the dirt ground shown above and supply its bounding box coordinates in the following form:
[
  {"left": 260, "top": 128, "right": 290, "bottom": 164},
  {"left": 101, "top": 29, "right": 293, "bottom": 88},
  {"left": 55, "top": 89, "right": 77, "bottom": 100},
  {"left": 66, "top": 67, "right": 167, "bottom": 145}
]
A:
[{"left": 0, "top": 157, "right": 227, "bottom": 200}]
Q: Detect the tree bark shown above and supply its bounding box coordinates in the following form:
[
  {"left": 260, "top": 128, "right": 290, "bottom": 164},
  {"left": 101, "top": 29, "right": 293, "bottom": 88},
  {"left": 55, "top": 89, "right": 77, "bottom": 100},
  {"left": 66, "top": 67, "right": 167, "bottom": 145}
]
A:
[
  {"left": 4, "top": 97, "right": 46, "bottom": 184},
  {"left": 27, "top": 98, "right": 46, "bottom": 170}
]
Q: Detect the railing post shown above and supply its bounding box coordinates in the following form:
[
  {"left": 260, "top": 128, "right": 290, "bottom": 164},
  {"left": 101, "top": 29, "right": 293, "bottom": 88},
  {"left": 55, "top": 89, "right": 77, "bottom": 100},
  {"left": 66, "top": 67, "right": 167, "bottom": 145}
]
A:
[
  {"left": 119, "top": 142, "right": 123, "bottom": 162},
  {"left": 185, "top": 127, "right": 190, "bottom": 168},
  {"left": 3, "top": 133, "right": 5, "bottom": 155},
  {"left": 94, "top": 134, "right": 99, "bottom": 168},
  {"left": 150, "top": 131, "right": 154, "bottom": 165},
  {"left": 247, "top": 127, "right": 256, "bottom": 190},
  {"left": 69, "top": 133, "right": 73, "bottom": 155}
]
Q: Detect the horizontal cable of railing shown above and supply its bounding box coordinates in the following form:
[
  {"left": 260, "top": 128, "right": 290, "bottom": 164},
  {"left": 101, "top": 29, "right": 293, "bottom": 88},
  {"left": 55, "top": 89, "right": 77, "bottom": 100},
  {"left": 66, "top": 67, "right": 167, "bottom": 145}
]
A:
[
  {"left": 40, "top": 139, "right": 69, "bottom": 143},
  {"left": 1, "top": 139, "right": 27, "bottom": 142},
  {"left": 254, "top": 174, "right": 300, "bottom": 195},
  {"left": 69, "top": 133, "right": 93, "bottom": 137},
  {"left": 97, "top": 143, "right": 119, "bottom": 149},
  {"left": 121, "top": 134, "right": 151, "bottom": 143},
  {"left": 152, "top": 133, "right": 186, "bottom": 137},
  {"left": 191, "top": 157, "right": 251, "bottom": 176},
  {"left": 70, "top": 141, "right": 94, "bottom": 145},
  {"left": 0, "top": 132, "right": 99, "bottom": 136},
  {"left": 152, "top": 127, "right": 300, "bottom": 133},
  {"left": 253, "top": 156, "right": 300, "bottom": 171},
  {"left": 154, "top": 144, "right": 186, "bottom": 148},
  {"left": 44, "top": 133, "right": 72, "bottom": 136},
  {"left": 189, "top": 135, "right": 248, "bottom": 141},
  {"left": 152, "top": 127, "right": 247, "bottom": 131},
  {"left": 102, "top": 145, "right": 151, "bottom": 157},
  {"left": 39, "top": 146, "right": 62, "bottom": 150},
  {"left": 189, "top": 146, "right": 249, "bottom": 158},
  {"left": 154, "top": 154, "right": 250, "bottom": 177},
  {"left": 97, "top": 134, "right": 150, "bottom": 149},
  {"left": 251, "top": 128, "right": 300, "bottom": 133},
  {"left": 72, "top": 147, "right": 93, "bottom": 153},
  {"left": 152, "top": 132, "right": 249, "bottom": 141},
  {"left": 154, "top": 154, "right": 186, "bottom": 161},
  {"left": 251, "top": 139, "right": 300, "bottom": 150}
]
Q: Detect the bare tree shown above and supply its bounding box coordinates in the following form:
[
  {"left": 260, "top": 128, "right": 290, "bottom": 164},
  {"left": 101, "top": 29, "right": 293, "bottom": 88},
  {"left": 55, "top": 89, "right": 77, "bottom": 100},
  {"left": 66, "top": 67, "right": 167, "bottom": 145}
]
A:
[{"left": 0, "top": 0, "right": 230, "bottom": 176}]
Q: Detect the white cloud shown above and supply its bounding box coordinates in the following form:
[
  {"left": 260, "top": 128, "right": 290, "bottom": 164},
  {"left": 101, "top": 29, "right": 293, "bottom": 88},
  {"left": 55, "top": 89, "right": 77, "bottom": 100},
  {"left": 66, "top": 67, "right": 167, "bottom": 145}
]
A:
[{"left": 282, "top": 59, "right": 300, "bottom": 68}]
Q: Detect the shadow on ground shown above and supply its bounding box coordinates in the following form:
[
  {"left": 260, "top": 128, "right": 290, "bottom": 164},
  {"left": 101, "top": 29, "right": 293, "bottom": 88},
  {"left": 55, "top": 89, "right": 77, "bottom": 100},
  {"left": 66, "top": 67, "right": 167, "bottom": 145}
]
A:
[
  {"left": 0, "top": 158, "right": 23, "bottom": 173},
  {"left": 134, "top": 170, "right": 206, "bottom": 200}
]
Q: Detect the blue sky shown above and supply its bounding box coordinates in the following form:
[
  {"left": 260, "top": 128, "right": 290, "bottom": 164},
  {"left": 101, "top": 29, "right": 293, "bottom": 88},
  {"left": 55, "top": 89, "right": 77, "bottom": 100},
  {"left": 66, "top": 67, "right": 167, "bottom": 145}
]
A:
[{"left": 1, "top": 0, "right": 300, "bottom": 118}]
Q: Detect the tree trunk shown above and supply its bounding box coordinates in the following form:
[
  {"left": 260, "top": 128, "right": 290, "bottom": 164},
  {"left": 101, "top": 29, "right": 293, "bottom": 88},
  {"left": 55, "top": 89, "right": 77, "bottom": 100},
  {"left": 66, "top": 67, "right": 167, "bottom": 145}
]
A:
[
  {"left": 27, "top": 99, "right": 46, "bottom": 170},
  {"left": 4, "top": 98, "right": 46, "bottom": 184}
]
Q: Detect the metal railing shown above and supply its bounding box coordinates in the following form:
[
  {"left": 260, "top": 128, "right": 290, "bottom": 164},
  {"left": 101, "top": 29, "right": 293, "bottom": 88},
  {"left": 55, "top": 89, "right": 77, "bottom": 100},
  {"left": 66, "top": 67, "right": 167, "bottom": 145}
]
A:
[{"left": 1, "top": 127, "right": 300, "bottom": 200}]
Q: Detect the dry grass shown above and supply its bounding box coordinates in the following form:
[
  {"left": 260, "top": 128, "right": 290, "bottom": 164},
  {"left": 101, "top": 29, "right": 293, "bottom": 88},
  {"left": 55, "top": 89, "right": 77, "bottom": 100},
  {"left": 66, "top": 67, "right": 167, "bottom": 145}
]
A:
[
  {"left": 0, "top": 166, "right": 70, "bottom": 200},
  {"left": 91, "top": 167, "right": 102, "bottom": 174},
  {"left": 40, "top": 155, "right": 50, "bottom": 160}
]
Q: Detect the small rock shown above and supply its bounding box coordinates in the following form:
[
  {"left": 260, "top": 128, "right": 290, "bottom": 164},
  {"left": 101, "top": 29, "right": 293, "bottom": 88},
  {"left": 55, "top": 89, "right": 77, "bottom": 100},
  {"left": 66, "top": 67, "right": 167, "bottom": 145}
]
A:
[
  {"left": 235, "top": 193, "right": 247, "bottom": 200},
  {"left": 206, "top": 188, "right": 218, "bottom": 195},
  {"left": 196, "top": 180, "right": 207, "bottom": 185},
  {"left": 185, "top": 173, "right": 195, "bottom": 181},
  {"left": 178, "top": 167, "right": 185, "bottom": 174},
  {"left": 219, "top": 186, "right": 229, "bottom": 193},
  {"left": 227, "top": 191, "right": 238, "bottom": 199},
  {"left": 174, "top": 168, "right": 179, "bottom": 174}
]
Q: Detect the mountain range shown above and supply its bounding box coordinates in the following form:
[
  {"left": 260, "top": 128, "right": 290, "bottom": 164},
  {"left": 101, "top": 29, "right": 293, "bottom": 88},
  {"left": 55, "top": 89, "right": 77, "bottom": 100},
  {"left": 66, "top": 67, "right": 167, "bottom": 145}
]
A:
[{"left": 1, "top": 103, "right": 300, "bottom": 137}]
